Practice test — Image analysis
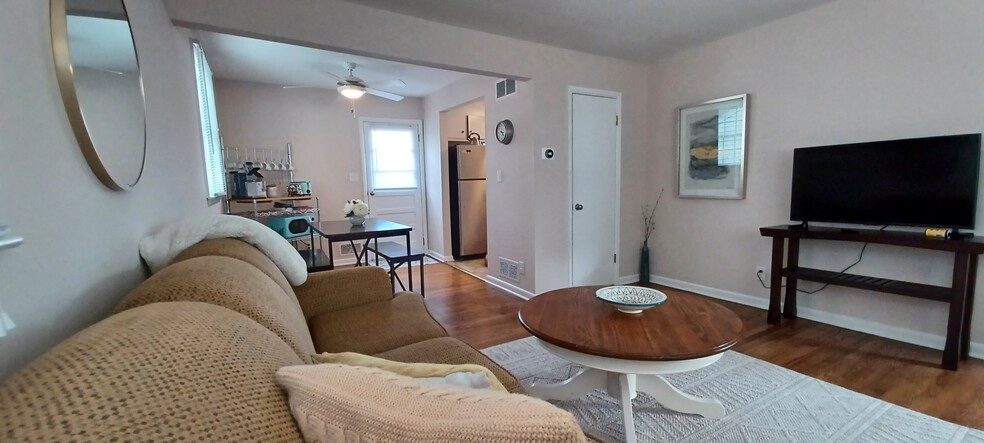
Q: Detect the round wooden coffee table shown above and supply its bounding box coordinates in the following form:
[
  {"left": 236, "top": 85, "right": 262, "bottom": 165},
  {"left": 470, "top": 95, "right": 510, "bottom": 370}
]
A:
[{"left": 518, "top": 286, "right": 743, "bottom": 443}]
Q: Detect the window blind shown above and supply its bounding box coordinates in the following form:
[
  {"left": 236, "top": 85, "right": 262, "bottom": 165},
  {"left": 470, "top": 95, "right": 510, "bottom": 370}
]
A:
[
  {"left": 193, "top": 42, "right": 226, "bottom": 199},
  {"left": 365, "top": 122, "right": 419, "bottom": 190}
]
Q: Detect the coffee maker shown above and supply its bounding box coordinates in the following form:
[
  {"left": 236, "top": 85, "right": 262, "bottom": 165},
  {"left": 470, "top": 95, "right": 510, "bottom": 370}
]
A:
[{"left": 230, "top": 162, "right": 265, "bottom": 198}]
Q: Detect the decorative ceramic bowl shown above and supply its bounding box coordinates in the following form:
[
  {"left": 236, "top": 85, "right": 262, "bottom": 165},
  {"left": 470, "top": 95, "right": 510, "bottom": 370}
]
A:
[{"left": 595, "top": 286, "right": 668, "bottom": 314}]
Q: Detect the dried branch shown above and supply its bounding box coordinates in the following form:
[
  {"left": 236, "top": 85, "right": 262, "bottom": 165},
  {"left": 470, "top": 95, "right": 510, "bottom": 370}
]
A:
[{"left": 642, "top": 189, "right": 664, "bottom": 245}]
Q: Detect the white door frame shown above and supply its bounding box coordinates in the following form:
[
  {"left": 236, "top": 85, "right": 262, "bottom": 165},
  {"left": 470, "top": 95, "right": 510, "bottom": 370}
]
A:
[
  {"left": 357, "top": 117, "right": 428, "bottom": 249},
  {"left": 567, "top": 86, "right": 623, "bottom": 286}
]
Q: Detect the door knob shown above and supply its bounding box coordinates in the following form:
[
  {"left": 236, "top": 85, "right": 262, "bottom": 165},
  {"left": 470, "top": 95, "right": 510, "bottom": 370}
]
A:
[
  {"left": 574, "top": 203, "right": 584, "bottom": 211},
  {"left": 369, "top": 191, "right": 375, "bottom": 196}
]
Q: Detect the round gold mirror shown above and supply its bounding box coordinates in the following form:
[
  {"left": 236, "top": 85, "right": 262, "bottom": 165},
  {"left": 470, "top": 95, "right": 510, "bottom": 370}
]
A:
[{"left": 51, "top": 0, "right": 147, "bottom": 191}]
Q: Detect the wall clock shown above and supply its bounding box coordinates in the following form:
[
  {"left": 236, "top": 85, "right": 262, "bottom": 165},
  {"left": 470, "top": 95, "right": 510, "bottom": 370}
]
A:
[{"left": 495, "top": 119, "right": 514, "bottom": 145}]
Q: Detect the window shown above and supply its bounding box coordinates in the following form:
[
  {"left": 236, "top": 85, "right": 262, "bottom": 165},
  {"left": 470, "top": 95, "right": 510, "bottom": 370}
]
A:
[
  {"left": 364, "top": 122, "right": 419, "bottom": 190},
  {"left": 192, "top": 41, "right": 226, "bottom": 199},
  {"left": 716, "top": 106, "right": 744, "bottom": 166}
]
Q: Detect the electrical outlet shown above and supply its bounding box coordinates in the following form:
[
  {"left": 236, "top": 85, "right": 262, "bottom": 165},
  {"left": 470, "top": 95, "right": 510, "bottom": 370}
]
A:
[{"left": 756, "top": 266, "right": 768, "bottom": 280}]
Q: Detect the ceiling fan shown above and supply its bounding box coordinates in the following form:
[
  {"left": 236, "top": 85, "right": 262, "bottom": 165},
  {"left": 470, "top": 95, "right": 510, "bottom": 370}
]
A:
[{"left": 327, "top": 62, "right": 406, "bottom": 102}]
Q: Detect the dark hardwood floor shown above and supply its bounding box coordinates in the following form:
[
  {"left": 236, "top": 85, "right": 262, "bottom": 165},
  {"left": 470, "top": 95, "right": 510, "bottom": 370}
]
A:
[
  {"left": 400, "top": 262, "right": 984, "bottom": 430},
  {"left": 414, "top": 263, "right": 530, "bottom": 349}
]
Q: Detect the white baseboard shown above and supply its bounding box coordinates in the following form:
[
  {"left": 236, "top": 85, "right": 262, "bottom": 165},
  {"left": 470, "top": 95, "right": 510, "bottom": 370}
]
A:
[
  {"left": 623, "top": 274, "right": 984, "bottom": 360},
  {"left": 485, "top": 276, "right": 535, "bottom": 300},
  {"left": 616, "top": 275, "right": 637, "bottom": 285},
  {"left": 645, "top": 275, "right": 770, "bottom": 310},
  {"left": 425, "top": 250, "right": 447, "bottom": 262}
]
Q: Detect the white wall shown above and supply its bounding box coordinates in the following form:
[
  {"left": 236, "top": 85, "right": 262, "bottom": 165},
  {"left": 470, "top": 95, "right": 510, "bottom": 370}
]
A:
[
  {"left": 0, "top": 0, "right": 217, "bottom": 379},
  {"left": 212, "top": 79, "right": 423, "bottom": 223},
  {"left": 442, "top": 100, "right": 485, "bottom": 143},
  {"left": 646, "top": 0, "right": 984, "bottom": 350},
  {"left": 165, "top": 0, "right": 651, "bottom": 294}
]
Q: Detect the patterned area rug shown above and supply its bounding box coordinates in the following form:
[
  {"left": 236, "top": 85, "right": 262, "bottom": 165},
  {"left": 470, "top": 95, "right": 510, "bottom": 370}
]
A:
[{"left": 482, "top": 337, "right": 984, "bottom": 443}]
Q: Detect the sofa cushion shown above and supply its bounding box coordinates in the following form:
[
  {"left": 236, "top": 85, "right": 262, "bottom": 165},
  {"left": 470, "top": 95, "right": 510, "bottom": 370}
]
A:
[
  {"left": 311, "top": 351, "right": 507, "bottom": 392},
  {"left": 294, "top": 267, "right": 395, "bottom": 320},
  {"left": 0, "top": 302, "right": 305, "bottom": 442},
  {"left": 310, "top": 292, "right": 447, "bottom": 355},
  {"left": 376, "top": 336, "right": 525, "bottom": 394},
  {"left": 115, "top": 256, "right": 316, "bottom": 358},
  {"left": 172, "top": 237, "right": 295, "bottom": 296},
  {"left": 275, "top": 363, "right": 586, "bottom": 443}
]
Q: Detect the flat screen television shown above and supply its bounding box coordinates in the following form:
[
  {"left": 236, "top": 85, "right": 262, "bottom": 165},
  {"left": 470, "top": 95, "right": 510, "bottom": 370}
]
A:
[{"left": 790, "top": 133, "right": 981, "bottom": 229}]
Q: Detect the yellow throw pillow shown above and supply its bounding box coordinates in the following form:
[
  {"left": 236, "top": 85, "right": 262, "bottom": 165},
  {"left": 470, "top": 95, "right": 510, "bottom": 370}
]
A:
[
  {"left": 275, "top": 364, "right": 586, "bottom": 443},
  {"left": 310, "top": 352, "right": 508, "bottom": 392}
]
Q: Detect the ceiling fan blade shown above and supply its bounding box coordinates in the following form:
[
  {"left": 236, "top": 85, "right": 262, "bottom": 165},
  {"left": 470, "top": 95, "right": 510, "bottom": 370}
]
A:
[
  {"left": 373, "top": 79, "right": 406, "bottom": 88},
  {"left": 324, "top": 71, "right": 344, "bottom": 81},
  {"left": 365, "top": 88, "right": 405, "bottom": 102}
]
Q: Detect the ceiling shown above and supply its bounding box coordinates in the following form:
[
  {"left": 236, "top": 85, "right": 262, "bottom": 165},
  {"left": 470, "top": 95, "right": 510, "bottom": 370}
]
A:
[
  {"left": 197, "top": 32, "right": 470, "bottom": 97},
  {"left": 337, "top": 0, "right": 835, "bottom": 61}
]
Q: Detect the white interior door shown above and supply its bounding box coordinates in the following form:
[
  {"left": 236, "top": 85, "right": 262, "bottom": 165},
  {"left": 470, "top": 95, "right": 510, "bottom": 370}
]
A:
[
  {"left": 571, "top": 92, "right": 620, "bottom": 285},
  {"left": 361, "top": 119, "right": 425, "bottom": 251}
]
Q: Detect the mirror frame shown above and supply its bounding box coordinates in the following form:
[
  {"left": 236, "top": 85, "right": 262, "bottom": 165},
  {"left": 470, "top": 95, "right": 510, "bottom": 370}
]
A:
[{"left": 50, "top": 0, "right": 148, "bottom": 191}]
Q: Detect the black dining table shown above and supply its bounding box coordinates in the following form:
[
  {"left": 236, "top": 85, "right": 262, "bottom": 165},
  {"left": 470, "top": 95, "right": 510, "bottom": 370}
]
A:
[{"left": 307, "top": 218, "right": 412, "bottom": 271}]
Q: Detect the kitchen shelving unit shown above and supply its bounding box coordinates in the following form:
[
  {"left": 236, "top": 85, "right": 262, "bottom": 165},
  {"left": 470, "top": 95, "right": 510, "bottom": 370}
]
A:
[
  {"left": 226, "top": 194, "right": 328, "bottom": 271},
  {"left": 222, "top": 142, "right": 328, "bottom": 270},
  {"left": 226, "top": 195, "right": 318, "bottom": 219}
]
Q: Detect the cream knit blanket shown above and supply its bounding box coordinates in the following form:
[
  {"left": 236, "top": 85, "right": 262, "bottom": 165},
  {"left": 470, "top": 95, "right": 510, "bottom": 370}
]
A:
[
  {"left": 276, "top": 363, "right": 586, "bottom": 442},
  {"left": 139, "top": 214, "right": 308, "bottom": 285}
]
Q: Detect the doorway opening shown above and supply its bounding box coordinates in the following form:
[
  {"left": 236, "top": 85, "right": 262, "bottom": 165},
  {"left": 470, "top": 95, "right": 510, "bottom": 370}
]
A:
[
  {"left": 189, "top": 29, "right": 530, "bottom": 287},
  {"left": 441, "top": 98, "right": 489, "bottom": 279}
]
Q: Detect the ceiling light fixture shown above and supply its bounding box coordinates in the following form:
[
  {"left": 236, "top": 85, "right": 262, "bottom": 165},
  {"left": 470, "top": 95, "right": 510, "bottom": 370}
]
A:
[{"left": 337, "top": 84, "right": 366, "bottom": 99}]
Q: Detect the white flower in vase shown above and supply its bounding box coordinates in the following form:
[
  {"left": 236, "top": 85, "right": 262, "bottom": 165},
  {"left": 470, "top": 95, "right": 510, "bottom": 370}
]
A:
[{"left": 343, "top": 199, "right": 370, "bottom": 225}]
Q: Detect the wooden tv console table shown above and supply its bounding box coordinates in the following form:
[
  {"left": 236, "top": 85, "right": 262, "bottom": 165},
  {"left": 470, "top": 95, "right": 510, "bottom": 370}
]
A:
[{"left": 760, "top": 225, "right": 984, "bottom": 370}]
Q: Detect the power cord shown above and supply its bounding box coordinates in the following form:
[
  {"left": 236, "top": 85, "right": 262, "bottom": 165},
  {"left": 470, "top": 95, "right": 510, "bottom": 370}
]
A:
[{"left": 757, "top": 224, "right": 888, "bottom": 294}]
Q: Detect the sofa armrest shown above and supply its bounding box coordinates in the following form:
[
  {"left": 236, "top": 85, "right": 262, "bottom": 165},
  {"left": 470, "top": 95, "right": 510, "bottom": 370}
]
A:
[{"left": 293, "top": 267, "right": 394, "bottom": 320}]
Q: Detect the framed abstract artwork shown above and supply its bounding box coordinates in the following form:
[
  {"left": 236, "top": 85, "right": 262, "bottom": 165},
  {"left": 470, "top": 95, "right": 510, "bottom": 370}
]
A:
[{"left": 677, "top": 94, "right": 748, "bottom": 199}]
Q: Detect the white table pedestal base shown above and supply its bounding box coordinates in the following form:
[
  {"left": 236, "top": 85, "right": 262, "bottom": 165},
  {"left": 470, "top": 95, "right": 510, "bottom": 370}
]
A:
[{"left": 528, "top": 341, "right": 726, "bottom": 443}]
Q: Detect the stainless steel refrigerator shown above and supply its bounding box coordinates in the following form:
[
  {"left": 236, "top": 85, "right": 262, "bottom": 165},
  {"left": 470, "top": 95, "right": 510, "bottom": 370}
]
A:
[{"left": 449, "top": 144, "right": 487, "bottom": 260}]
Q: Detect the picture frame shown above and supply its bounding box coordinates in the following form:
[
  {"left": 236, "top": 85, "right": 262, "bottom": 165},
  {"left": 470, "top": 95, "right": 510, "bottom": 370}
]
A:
[{"left": 677, "top": 94, "right": 748, "bottom": 199}]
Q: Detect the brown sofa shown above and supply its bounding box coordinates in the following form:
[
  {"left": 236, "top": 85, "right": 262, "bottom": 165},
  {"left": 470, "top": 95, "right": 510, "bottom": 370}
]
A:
[{"left": 0, "top": 238, "right": 530, "bottom": 440}]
